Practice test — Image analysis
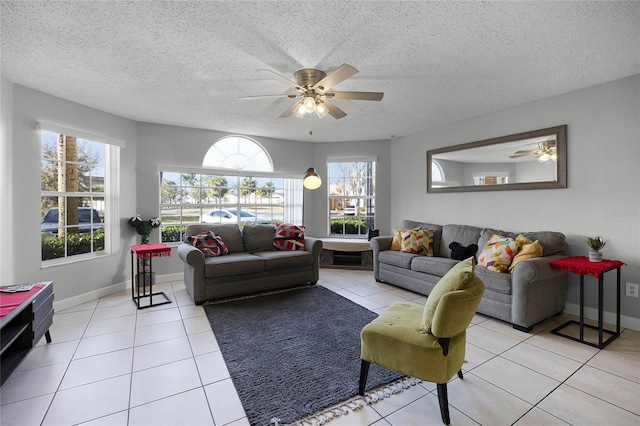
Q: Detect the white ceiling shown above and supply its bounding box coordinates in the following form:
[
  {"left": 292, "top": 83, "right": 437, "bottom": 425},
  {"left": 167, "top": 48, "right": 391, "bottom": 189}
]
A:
[{"left": 1, "top": 1, "right": 638, "bottom": 143}]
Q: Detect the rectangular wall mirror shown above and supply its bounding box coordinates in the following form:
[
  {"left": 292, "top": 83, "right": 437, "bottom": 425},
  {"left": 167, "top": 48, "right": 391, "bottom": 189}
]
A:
[{"left": 427, "top": 125, "right": 567, "bottom": 193}]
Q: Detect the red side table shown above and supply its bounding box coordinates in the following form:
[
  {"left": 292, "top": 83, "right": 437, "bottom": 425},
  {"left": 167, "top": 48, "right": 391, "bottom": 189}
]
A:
[
  {"left": 550, "top": 256, "right": 624, "bottom": 349},
  {"left": 130, "top": 243, "right": 172, "bottom": 309}
]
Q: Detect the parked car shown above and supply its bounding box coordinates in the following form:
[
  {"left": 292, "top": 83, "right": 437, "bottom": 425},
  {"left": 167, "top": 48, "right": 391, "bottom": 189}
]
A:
[
  {"left": 344, "top": 205, "right": 357, "bottom": 215},
  {"left": 200, "top": 208, "right": 270, "bottom": 224},
  {"left": 41, "top": 207, "right": 103, "bottom": 235}
]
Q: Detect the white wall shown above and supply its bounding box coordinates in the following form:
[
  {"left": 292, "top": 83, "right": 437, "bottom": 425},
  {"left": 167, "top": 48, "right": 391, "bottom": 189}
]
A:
[
  {"left": 3, "top": 84, "right": 138, "bottom": 304},
  {"left": 1, "top": 77, "right": 14, "bottom": 282},
  {"left": 390, "top": 75, "right": 640, "bottom": 325}
]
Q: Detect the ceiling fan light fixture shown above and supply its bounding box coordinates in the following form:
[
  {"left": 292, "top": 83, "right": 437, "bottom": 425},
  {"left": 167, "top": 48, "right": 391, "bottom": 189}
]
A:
[
  {"left": 550, "top": 152, "right": 558, "bottom": 161},
  {"left": 538, "top": 152, "right": 550, "bottom": 162},
  {"left": 294, "top": 102, "right": 306, "bottom": 118},
  {"left": 303, "top": 96, "right": 316, "bottom": 113},
  {"left": 303, "top": 167, "right": 322, "bottom": 190},
  {"left": 315, "top": 102, "right": 328, "bottom": 118}
]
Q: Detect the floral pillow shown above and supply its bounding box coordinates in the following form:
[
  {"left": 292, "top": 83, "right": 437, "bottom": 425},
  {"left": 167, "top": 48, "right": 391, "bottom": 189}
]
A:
[
  {"left": 399, "top": 228, "right": 434, "bottom": 256},
  {"left": 188, "top": 230, "right": 229, "bottom": 257},
  {"left": 478, "top": 233, "right": 520, "bottom": 272},
  {"left": 273, "top": 224, "right": 305, "bottom": 251}
]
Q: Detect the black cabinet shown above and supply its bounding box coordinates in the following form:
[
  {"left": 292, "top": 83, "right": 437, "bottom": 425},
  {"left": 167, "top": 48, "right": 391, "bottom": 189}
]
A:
[{"left": 0, "top": 282, "right": 54, "bottom": 385}]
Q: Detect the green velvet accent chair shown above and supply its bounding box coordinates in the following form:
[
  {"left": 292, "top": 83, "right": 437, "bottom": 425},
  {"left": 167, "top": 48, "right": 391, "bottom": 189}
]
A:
[{"left": 359, "top": 258, "right": 485, "bottom": 425}]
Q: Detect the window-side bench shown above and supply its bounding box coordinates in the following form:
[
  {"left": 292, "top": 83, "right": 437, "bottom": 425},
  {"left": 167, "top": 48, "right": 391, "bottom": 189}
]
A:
[{"left": 319, "top": 238, "right": 373, "bottom": 270}]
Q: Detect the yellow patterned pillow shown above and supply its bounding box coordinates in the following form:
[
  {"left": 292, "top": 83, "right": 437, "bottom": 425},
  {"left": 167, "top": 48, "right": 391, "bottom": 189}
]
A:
[
  {"left": 399, "top": 228, "right": 434, "bottom": 256},
  {"left": 478, "top": 233, "right": 520, "bottom": 272},
  {"left": 390, "top": 226, "right": 422, "bottom": 251},
  {"left": 509, "top": 234, "right": 544, "bottom": 272}
]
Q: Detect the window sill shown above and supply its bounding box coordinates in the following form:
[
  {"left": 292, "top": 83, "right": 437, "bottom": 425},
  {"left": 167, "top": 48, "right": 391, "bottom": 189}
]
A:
[{"left": 41, "top": 251, "right": 119, "bottom": 269}]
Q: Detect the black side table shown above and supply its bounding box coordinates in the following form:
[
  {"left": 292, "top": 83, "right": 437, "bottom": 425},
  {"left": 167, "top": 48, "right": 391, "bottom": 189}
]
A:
[
  {"left": 550, "top": 256, "right": 624, "bottom": 349},
  {"left": 130, "top": 243, "right": 172, "bottom": 309}
]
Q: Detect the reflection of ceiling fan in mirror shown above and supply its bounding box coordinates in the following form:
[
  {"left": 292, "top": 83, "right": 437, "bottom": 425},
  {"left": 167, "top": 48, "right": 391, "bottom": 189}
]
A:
[
  {"left": 239, "top": 63, "right": 383, "bottom": 119},
  {"left": 509, "top": 140, "right": 557, "bottom": 162}
]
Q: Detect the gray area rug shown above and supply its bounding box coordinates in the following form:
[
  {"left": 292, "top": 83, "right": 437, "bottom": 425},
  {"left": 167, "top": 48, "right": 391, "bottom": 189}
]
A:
[{"left": 203, "top": 286, "right": 403, "bottom": 426}]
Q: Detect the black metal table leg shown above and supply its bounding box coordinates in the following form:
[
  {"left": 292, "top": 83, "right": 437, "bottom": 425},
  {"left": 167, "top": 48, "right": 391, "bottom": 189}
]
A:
[
  {"left": 579, "top": 274, "right": 584, "bottom": 341},
  {"left": 598, "top": 274, "right": 604, "bottom": 348}
]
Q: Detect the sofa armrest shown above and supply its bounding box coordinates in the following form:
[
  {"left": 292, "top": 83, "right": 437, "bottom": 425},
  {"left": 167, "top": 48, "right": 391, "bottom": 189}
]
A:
[
  {"left": 510, "top": 254, "right": 568, "bottom": 329},
  {"left": 177, "top": 243, "right": 205, "bottom": 267},
  {"left": 370, "top": 236, "right": 393, "bottom": 281},
  {"left": 177, "top": 243, "right": 206, "bottom": 303},
  {"left": 304, "top": 237, "right": 323, "bottom": 283}
]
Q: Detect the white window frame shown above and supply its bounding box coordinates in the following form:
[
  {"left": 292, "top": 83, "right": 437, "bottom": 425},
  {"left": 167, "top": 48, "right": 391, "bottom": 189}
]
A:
[
  {"left": 38, "top": 123, "right": 121, "bottom": 266},
  {"left": 327, "top": 159, "right": 376, "bottom": 237},
  {"left": 159, "top": 168, "right": 303, "bottom": 243}
]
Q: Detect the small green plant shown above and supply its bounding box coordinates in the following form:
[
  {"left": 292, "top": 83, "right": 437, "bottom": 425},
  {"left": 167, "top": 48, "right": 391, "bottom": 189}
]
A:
[
  {"left": 128, "top": 214, "right": 161, "bottom": 244},
  {"left": 586, "top": 236, "right": 607, "bottom": 252}
]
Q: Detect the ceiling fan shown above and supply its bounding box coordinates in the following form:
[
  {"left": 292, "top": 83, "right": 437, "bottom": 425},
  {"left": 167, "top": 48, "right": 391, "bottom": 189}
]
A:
[
  {"left": 239, "top": 63, "right": 383, "bottom": 119},
  {"left": 509, "top": 140, "right": 557, "bottom": 161}
]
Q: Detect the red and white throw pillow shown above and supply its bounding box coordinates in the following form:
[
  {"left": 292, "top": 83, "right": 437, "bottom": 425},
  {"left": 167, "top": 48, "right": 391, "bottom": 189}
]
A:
[
  {"left": 188, "top": 230, "right": 229, "bottom": 257},
  {"left": 273, "top": 224, "right": 305, "bottom": 251}
]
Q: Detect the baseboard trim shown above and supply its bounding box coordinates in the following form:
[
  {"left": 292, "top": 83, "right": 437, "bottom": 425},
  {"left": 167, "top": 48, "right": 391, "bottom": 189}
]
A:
[
  {"left": 564, "top": 302, "right": 640, "bottom": 332},
  {"left": 52, "top": 272, "right": 183, "bottom": 311}
]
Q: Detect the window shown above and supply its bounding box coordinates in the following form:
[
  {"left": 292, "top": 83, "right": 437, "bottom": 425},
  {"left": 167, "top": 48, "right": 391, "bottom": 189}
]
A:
[
  {"left": 202, "top": 136, "right": 273, "bottom": 172},
  {"left": 159, "top": 172, "right": 302, "bottom": 242},
  {"left": 40, "top": 130, "right": 117, "bottom": 262},
  {"left": 161, "top": 136, "right": 301, "bottom": 242},
  {"left": 328, "top": 161, "right": 375, "bottom": 236}
]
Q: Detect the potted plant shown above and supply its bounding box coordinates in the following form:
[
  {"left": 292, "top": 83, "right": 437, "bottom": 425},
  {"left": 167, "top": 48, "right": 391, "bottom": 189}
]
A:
[
  {"left": 586, "top": 236, "right": 607, "bottom": 262},
  {"left": 128, "top": 214, "right": 161, "bottom": 292}
]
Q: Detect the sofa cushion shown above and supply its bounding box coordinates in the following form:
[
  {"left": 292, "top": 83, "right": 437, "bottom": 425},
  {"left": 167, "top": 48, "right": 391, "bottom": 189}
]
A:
[
  {"left": 186, "top": 224, "right": 244, "bottom": 253},
  {"left": 509, "top": 235, "right": 544, "bottom": 272},
  {"left": 379, "top": 250, "right": 419, "bottom": 269},
  {"left": 204, "top": 252, "right": 265, "bottom": 278},
  {"left": 410, "top": 256, "right": 458, "bottom": 276},
  {"left": 273, "top": 224, "right": 306, "bottom": 250},
  {"left": 400, "top": 220, "right": 443, "bottom": 256},
  {"left": 475, "top": 265, "right": 512, "bottom": 295},
  {"left": 478, "top": 234, "right": 520, "bottom": 273},
  {"left": 439, "top": 224, "right": 483, "bottom": 259},
  {"left": 243, "top": 224, "right": 276, "bottom": 252},
  {"left": 252, "top": 250, "right": 313, "bottom": 270},
  {"left": 421, "top": 257, "right": 477, "bottom": 333},
  {"left": 400, "top": 228, "right": 434, "bottom": 256},
  {"left": 520, "top": 231, "right": 567, "bottom": 256},
  {"left": 187, "top": 230, "right": 229, "bottom": 257}
]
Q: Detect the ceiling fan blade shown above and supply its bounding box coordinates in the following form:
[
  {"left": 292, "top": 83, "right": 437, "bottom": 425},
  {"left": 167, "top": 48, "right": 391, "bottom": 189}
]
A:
[
  {"left": 327, "top": 91, "right": 384, "bottom": 101},
  {"left": 279, "top": 101, "right": 301, "bottom": 118},
  {"left": 312, "top": 63, "right": 358, "bottom": 91},
  {"left": 323, "top": 99, "right": 347, "bottom": 119},
  {"left": 509, "top": 153, "right": 534, "bottom": 158},
  {"left": 239, "top": 94, "right": 299, "bottom": 100},
  {"left": 257, "top": 69, "right": 301, "bottom": 90},
  {"left": 512, "top": 149, "right": 538, "bottom": 155}
]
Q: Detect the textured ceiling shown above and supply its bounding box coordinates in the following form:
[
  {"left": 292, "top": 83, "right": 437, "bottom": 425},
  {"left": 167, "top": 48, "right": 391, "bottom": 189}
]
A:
[{"left": 1, "top": 1, "right": 639, "bottom": 143}]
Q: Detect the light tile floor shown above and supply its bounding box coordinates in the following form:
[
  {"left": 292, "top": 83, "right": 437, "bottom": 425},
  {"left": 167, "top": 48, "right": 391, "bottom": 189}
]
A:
[{"left": 1, "top": 269, "right": 639, "bottom": 425}]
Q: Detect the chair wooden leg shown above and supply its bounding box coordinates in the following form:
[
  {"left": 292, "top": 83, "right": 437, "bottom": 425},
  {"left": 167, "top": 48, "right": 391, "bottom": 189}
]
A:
[
  {"left": 457, "top": 369, "right": 463, "bottom": 379},
  {"left": 436, "top": 383, "right": 451, "bottom": 425},
  {"left": 358, "top": 360, "right": 370, "bottom": 395}
]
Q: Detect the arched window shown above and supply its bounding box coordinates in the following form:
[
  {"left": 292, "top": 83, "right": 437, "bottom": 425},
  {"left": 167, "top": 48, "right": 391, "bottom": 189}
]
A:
[
  {"left": 203, "top": 136, "right": 273, "bottom": 172},
  {"left": 432, "top": 160, "right": 445, "bottom": 182}
]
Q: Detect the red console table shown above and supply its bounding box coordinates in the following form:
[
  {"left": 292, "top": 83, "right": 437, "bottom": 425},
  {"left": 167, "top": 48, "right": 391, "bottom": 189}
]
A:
[
  {"left": 130, "top": 243, "right": 172, "bottom": 309},
  {"left": 550, "top": 256, "right": 624, "bottom": 349}
]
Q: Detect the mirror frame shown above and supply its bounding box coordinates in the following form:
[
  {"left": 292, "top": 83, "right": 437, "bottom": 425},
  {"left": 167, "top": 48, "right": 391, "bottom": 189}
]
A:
[{"left": 427, "top": 125, "right": 567, "bottom": 193}]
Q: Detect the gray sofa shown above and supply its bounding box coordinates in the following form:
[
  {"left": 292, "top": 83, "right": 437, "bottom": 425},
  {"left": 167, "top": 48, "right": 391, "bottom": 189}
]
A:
[
  {"left": 177, "top": 224, "right": 322, "bottom": 304},
  {"left": 371, "top": 220, "right": 569, "bottom": 331}
]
